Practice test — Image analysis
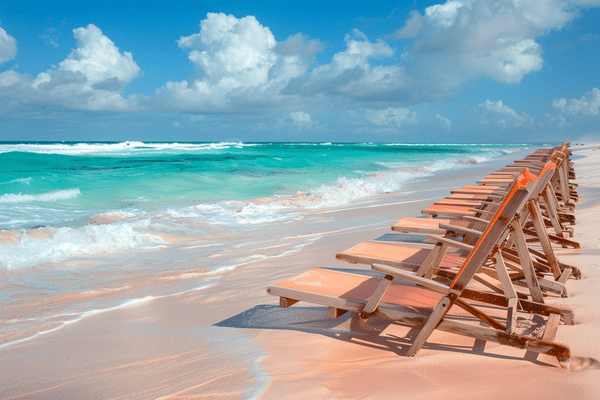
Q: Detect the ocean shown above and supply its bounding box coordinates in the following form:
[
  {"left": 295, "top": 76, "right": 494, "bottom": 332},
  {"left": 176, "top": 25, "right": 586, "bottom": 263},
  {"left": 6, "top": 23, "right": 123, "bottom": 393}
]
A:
[
  {"left": 0, "top": 142, "right": 528, "bottom": 266},
  {"left": 0, "top": 141, "right": 537, "bottom": 396}
]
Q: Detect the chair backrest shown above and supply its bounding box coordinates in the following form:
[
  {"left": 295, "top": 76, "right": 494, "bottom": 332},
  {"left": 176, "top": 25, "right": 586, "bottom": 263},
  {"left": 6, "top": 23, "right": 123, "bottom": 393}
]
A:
[
  {"left": 457, "top": 159, "right": 555, "bottom": 246},
  {"left": 450, "top": 170, "right": 536, "bottom": 293},
  {"left": 523, "top": 154, "right": 558, "bottom": 202}
]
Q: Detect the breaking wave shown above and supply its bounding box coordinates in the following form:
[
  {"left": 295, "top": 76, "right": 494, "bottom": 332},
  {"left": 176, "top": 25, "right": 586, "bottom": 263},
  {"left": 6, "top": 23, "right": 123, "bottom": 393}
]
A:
[
  {"left": 174, "top": 151, "right": 502, "bottom": 225},
  {"left": 0, "top": 221, "right": 165, "bottom": 269},
  {"left": 0, "top": 188, "right": 81, "bottom": 204}
]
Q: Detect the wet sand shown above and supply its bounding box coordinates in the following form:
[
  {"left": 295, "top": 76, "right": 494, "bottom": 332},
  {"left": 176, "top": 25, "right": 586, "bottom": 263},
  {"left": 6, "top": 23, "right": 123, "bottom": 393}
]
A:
[{"left": 2, "top": 145, "right": 599, "bottom": 399}]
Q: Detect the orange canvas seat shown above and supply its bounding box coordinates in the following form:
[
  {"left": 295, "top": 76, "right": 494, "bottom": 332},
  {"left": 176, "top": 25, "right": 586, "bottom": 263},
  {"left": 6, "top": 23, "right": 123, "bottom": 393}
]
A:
[
  {"left": 336, "top": 241, "right": 465, "bottom": 270},
  {"left": 273, "top": 268, "right": 448, "bottom": 312},
  {"left": 391, "top": 217, "right": 470, "bottom": 235}
]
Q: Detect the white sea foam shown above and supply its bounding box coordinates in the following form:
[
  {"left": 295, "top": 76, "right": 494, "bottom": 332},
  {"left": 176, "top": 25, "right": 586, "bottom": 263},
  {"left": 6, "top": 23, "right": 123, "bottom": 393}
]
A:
[
  {"left": 178, "top": 151, "right": 502, "bottom": 226},
  {"left": 0, "top": 177, "right": 33, "bottom": 186},
  {"left": 192, "top": 201, "right": 300, "bottom": 225},
  {"left": 0, "top": 221, "right": 165, "bottom": 269},
  {"left": 383, "top": 143, "right": 527, "bottom": 147},
  {"left": 0, "top": 141, "right": 146, "bottom": 155},
  {"left": 0, "top": 188, "right": 81, "bottom": 204},
  {"left": 0, "top": 141, "right": 260, "bottom": 155},
  {"left": 299, "top": 170, "right": 413, "bottom": 207},
  {"left": 287, "top": 154, "right": 488, "bottom": 208}
]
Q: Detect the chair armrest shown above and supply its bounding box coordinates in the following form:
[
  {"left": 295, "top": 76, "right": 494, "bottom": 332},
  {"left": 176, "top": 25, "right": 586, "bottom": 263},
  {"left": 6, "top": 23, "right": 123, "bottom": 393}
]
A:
[
  {"left": 426, "top": 235, "right": 475, "bottom": 252},
  {"left": 438, "top": 224, "right": 483, "bottom": 238},
  {"left": 372, "top": 263, "right": 451, "bottom": 295},
  {"left": 462, "top": 216, "right": 489, "bottom": 226}
]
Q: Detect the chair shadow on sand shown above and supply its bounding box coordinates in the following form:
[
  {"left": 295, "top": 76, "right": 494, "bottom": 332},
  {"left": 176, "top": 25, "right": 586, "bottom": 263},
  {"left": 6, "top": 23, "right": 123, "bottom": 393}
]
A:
[
  {"left": 215, "top": 266, "right": 600, "bottom": 371},
  {"left": 215, "top": 303, "right": 600, "bottom": 371}
]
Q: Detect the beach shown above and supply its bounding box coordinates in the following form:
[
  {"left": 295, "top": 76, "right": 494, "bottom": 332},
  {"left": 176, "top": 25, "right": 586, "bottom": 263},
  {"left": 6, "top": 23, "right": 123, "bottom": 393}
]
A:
[{"left": 1, "top": 143, "right": 599, "bottom": 399}]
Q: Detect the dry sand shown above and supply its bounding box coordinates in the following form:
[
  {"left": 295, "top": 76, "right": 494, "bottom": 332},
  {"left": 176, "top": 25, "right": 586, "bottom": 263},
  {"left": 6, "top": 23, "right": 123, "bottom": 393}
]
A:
[{"left": 1, "top": 144, "right": 599, "bottom": 399}]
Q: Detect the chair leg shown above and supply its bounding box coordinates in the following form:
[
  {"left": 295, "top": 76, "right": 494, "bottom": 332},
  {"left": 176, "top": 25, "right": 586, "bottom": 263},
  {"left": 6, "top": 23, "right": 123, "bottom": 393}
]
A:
[
  {"left": 557, "top": 268, "right": 572, "bottom": 298},
  {"left": 527, "top": 199, "right": 562, "bottom": 279},
  {"left": 359, "top": 275, "right": 393, "bottom": 321},
  {"left": 511, "top": 219, "right": 545, "bottom": 303},
  {"left": 406, "top": 296, "right": 452, "bottom": 357}
]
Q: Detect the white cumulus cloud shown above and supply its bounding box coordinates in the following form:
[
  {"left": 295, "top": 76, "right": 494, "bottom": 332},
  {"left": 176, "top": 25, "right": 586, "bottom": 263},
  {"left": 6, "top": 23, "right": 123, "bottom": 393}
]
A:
[
  {"left": 368, "top": 107, "right": 417, "bottom": 128},
  {"left": 57, "top": 25, "right": 139, "bottom": 88},
  {"left": 280, "top": 0, "right": 593, "bottom": 107},
  {"left": 178, "top": 13, "right": 277, "bottom": 90},
  {"left": 152, "top": 13, "right": 324, "bottom": 113},
  {"left": 480, "top": 99, "right": 533, "bottom": 128},
  {"left": 553, "top": 87, "right": 600, "bottom": 116},
  {"left": 0, "top": 25, "right": 17, "bottom": 64},
  {"left": 389, "top": 0, "right": 599, "bottom": 99},
  {"left": 153, "top": 2, "right": 598, "bottom": 111},
  {"left": 390, "top": 10, "right": 425, "bottom": 39},
  {"left": 425, "top": 1, "right": 464, "bottom": 29},
  {"left": 436, "top": 114, "right": 452, "bottom": 130},
  {"left": 549, "top": 87, "right": 600, "bottom": 129},
  {"left": 546, "top": 113, "right": 572, "bottom": 128},
  {"left": 289, "top": 111, "right": 314, "bottom": 128},
  {"left": 282, "top": 29, "right": 407, "bottom": 103},
  {"left": 0, "top": 24, "right": 140, "bottom": 110}
]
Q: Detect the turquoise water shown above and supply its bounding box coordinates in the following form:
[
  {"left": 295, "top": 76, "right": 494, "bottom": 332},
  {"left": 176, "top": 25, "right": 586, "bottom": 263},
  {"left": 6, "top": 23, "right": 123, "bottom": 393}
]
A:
[
  {"left": 0, "top": 141, "right": 532, "bottom": 270},
  {"left": 1, "top": 142, "right": 524, "bottom": 231}
]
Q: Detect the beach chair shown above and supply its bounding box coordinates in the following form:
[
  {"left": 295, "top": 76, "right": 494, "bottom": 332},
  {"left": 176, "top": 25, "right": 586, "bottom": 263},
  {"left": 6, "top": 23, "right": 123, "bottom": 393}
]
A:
[
  {"left": 442, "top": 152, "right": 579, "bottom": 263},
  {"left": 397, "top": 150, "right": 578, "bottom": 248},
  {"left": 267, "top": 171, "right": 571, "bottom": 367},
  {"left": 484, "top": 149, "right": 578, "bottom": 245},
  {"left": 337, "top": 160, "right": 577, "bottom": 300},
  {"left": 503, "top": 144, "right": 577, "bottom": 207}
]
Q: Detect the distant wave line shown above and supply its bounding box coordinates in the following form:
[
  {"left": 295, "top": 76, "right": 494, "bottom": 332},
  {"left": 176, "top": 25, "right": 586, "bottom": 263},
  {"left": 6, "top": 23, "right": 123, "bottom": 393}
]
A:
[{"left": 0, "top": 141, "right": 260, "bottom": 155}]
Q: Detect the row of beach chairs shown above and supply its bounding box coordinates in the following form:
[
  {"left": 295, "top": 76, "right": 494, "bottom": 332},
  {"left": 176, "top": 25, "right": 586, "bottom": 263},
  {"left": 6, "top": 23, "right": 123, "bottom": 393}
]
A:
[{"left": 267, "top": 143, "right": 579, "bottom": 368}]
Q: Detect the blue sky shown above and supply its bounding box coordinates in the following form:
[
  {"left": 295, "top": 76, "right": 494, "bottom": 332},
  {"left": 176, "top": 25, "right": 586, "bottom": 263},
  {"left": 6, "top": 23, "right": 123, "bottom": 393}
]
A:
[{"left": 0, "top": 0, "right": 599, "bottom": 142}]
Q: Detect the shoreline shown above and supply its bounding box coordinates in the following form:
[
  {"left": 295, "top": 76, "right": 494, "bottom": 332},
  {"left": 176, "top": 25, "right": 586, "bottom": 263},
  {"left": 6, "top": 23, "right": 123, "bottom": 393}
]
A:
[{"left": 1, "top": 144, "right": 598, "bottom": 398}]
